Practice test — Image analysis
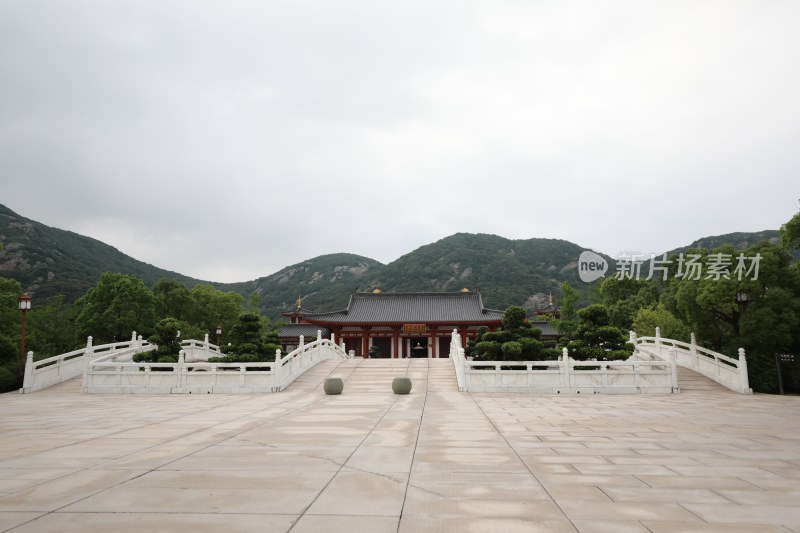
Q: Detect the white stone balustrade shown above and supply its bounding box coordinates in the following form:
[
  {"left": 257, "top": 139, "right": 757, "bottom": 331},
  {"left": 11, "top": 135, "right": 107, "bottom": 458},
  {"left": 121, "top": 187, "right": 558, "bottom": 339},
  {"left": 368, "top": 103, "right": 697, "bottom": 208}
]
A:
[
  {"left": 21, "top": 333, "right": 155, "bottom": 394},
  {"left": 83, "top": 335, "right": 350, "bottom": 394},
  {"left": 449, "top": 329, "right": 676, "bottom": 394},
  {"left": 631, "top": 329, "right": 752, "bottom": 394}
]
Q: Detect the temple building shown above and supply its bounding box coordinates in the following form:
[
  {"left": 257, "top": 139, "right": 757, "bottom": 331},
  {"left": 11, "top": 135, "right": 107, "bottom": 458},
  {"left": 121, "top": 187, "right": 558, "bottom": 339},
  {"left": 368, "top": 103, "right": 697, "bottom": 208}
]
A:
[
  {"left": 532, "top": 290, "right": 561, "bottom": 319},
  {"left": 282, "top": 289, "right": 504, "bottom": 358}
]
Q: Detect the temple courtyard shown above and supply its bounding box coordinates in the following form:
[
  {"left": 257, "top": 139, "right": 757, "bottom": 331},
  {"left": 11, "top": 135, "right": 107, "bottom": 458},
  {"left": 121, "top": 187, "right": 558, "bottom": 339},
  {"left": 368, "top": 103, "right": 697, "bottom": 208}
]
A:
[{"left": 1, "top": 359, "right": 799, "bottom": 532}]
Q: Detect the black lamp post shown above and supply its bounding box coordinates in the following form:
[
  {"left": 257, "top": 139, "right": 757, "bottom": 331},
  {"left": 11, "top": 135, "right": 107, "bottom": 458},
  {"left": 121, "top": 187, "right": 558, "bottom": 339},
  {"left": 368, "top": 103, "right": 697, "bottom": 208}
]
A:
[
  {"left": 736, "top": 291, "right": 750, "bottom": 312},
  {"left": 216, "top": 324, "right": 222, "bottom": 346},
  {"left": 734, "top": 290, "right": 751, "bottom": 337},
  {"left": 18, "top": 293, "right": 31, "bottom": 373}
]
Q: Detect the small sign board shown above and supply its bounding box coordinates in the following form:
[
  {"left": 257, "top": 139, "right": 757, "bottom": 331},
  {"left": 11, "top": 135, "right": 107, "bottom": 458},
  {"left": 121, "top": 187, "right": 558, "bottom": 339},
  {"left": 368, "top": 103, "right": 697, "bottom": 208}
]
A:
[
  {"left": 777, "top": 354, "right": 796, "bottom": 363},
  {"left": 402, "top": 324, "right": 427, "bottom": 333}
]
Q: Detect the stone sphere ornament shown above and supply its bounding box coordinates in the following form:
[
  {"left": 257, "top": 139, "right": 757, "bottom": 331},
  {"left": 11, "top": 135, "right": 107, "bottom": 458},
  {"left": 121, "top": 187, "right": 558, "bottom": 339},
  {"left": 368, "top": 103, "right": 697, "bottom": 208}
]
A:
[
  {"left": 324, "top": 377, "right": 343, "bottom": 395},
  {"left": 392, "top": 377, "right": 412, "bottom": 394}
]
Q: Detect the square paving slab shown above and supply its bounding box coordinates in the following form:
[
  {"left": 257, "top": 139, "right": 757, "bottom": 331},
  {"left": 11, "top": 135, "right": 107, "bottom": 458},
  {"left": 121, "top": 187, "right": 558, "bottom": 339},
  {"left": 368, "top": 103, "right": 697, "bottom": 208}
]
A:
[{"left": 1, "top": 358, "right": 799, "bottom": 532}]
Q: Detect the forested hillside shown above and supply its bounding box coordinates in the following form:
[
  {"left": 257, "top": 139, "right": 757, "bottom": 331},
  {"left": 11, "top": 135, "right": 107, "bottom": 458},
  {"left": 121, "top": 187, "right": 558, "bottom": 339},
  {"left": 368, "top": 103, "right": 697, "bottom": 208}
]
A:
[
  {"left": 360, "top": 233, "right": 593, "bottom": 312},
  {"left": 229, "top": 253, "right": 383, "bottom": 319},
  {"left": 0, "top": 203, "right": 788, "bottom": 321},
  {"left": 0, "top": 205, "right": 214, "bottom": 302}
]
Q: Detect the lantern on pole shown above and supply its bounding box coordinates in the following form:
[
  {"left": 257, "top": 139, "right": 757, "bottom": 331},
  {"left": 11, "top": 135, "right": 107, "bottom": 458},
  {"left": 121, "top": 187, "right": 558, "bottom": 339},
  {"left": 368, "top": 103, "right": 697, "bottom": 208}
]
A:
[{"left": 18, "top": 293, "right": 32, "bottom": 372}]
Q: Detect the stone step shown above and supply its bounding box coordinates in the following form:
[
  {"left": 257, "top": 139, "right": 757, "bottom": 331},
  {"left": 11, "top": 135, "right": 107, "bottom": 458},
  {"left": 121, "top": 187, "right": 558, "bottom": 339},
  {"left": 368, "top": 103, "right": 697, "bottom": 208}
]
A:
[{"left": 677, "top": 366, "right": 731, "bottom": 392}]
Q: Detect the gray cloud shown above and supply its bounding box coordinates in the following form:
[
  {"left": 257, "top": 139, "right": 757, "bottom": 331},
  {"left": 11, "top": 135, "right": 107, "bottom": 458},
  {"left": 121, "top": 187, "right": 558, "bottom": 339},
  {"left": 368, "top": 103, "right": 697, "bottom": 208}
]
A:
[{"left": 2, "top": 1, "right": 798, "bottom": 282}]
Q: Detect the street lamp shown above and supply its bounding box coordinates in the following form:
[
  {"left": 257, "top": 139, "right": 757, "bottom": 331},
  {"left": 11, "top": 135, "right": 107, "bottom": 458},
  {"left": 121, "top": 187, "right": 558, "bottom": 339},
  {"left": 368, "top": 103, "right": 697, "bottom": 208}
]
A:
[
  {"left": 735, "top": 291, "right": 751, "bottom": 337},
  {"left": 736, "top": 291, "right": 750, "bottom": 311},
  {"left": 216, "top": 324, "right": 222, "bottom": 346},
  {"left": 18, "top": 293, "right": 31, "bottom": 373}
]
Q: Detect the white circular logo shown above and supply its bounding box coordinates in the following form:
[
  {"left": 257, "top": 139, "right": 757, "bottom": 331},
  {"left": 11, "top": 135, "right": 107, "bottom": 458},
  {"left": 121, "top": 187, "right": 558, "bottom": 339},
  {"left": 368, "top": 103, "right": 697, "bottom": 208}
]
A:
[{"left": 578, "top": 251, "right": 608, "bottom": 282}]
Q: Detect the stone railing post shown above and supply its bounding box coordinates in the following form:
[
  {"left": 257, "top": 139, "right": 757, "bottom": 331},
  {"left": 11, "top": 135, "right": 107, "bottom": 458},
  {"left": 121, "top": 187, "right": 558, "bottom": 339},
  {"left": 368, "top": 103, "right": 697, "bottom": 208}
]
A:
[
  {"left": 669, "top": 347, "right": 679, "bottom": 391},
  {"left": 81, "top": 336, "right": 94, "bottom": 392},
  {"left": 738, "top": 348, "right": 750, "bottom": 393},
  {"left": 690, "top": 332, "right": 697, "bottom": 367},
  {"left": 655, "top": 327, "right": 661, "bottom": 346},
  {"left": 274, "top": 349, "right": 282, "bottom": 383},
  {"left": 561, "top": 347, "right": 570, "bottom": 388},
  {"left": 452, "top": 329, "right": 460, "bottom": 357},
  {"left": 299, "top": 335, "right": 305, "bottom": 349},
  {"left": 317, "top": 330, "right": 322, "bottom": 342},
  {"left": 131, "top": 330, "right": 137, "bottom": 344},
  {"left": 21, "top": 351, "right": 34, "bottom": 392},
  {"left": 331, "top": 332, "right": 336, "bottom": 345},
  {"left": 629, "top": 330, "right": 637, "bottom": 344},
  {"left": 178, "top": 350, "right": 186, "bottom": 391}
]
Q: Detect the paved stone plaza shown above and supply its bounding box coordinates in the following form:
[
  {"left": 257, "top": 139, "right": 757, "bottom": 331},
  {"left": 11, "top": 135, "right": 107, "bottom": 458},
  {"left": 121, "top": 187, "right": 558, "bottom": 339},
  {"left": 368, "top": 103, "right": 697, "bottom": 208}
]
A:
[{"left": 1, "top": 359, "right": 799, "bottom": 532}]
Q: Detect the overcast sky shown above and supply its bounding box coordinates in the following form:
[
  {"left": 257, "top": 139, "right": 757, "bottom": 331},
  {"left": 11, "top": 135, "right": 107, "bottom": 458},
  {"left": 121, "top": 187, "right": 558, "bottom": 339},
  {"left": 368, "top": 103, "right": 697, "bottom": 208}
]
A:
[{"left": 2, "top": 2, "right": 798, "bottom": 283}]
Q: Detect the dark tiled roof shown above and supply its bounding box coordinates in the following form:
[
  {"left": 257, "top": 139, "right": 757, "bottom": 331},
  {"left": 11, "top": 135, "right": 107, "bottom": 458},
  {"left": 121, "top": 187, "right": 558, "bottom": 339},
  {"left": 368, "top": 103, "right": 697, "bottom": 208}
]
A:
[
  {"left": 530, "top": 321, "right": 559, "bottom": 338},
  {"left": 278, "top": 324, "right": 331, "bottom": 339},
  {"left": 301, "top": 291, "right": 504, "bottom": 325}
]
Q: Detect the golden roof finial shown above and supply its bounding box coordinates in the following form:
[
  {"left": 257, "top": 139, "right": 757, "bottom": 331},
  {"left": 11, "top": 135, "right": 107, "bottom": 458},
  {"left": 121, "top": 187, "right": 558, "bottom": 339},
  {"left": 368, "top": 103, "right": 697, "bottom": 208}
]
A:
[
  {"left": 295, "top": 295, "right": 302, "bottom": 310},
  {"left": 549, "top": 290, "right": 553, "bottom": 306}
]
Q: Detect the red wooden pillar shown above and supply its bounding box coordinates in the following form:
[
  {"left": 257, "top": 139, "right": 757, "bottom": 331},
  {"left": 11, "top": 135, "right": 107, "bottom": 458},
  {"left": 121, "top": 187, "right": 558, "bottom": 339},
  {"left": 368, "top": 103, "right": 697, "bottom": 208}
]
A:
[
  {"left": 460, "top": 326, "right": 468, "bottom": 348},
  {"left": 361, "top": 327, "right": 370, "bottom": 359},
  {"left": 392, "top": 327, "right": 400, "bottom": 359},
  {"left": 430, "top": 326, "right": 438, "bottom": 358}
]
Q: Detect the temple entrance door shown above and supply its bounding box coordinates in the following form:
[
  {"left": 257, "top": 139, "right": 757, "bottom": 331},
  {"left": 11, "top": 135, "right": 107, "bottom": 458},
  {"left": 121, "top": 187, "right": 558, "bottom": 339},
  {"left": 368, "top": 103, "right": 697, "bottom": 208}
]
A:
[
  {"left": 409, "top": 337, "right": 428, "bottom": 358},
  {"left": 344, "top": 338, "right": 361, "bottom": 358},
  {"left": 438, "top": 337, "right": 451, "bottom": 359},
  {"left": 371, "top": 338, "right": 391, "bottom": 358}
]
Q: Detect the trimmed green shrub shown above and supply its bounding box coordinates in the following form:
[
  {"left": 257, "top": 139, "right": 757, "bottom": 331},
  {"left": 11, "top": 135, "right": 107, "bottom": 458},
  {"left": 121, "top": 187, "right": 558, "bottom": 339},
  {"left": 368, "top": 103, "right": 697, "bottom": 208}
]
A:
[{"left": 501, "top": 341, "right": 523, "bottom": 359}]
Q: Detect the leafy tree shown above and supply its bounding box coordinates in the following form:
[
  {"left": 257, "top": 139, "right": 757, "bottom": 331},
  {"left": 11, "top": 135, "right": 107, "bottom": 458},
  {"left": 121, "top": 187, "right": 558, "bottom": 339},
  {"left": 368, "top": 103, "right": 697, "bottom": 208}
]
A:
[
  {"left": 596, "top": 277, "right": 658, "bottom": 330},
  {"left": 26, "top": 295, "right": 80, "bottom": 357},
  {"left": 0, "top": 332, "right": 19, "bottom": 382},
  {"left": 501, "top": 306, "right": 528, "bottom": 330},
  {"left": 208, "top": 312, "right": 280, "bottom": 363},
  {"left": 0, "top": 277, "right": 23, "bottom": 339},
  {"left": 190, "top": 284, "right": 243, "bottom": 337},
  {"left": 475, "top": 306, "right": 544, "bottom": 360},
  {"left": 631, "top": 304, "right": 690, "bottom": 341},
  {"left": 569, "top": 304, "right": 633, "bottom": 361},
  {"left": 780, "top": 208, "right": 800, "bottom": 250},
  {"left": 557, "top": 282, "right": 580, "bottom": 336},
  {"left": 0, "top": 279, "right": 24, "bottom": 391},
  {"left": 475, "top": 340, "right": 501, "bottom": 359},
  {"left": 134, "top": 318, "right": 182, "bottom": 363},
  {"left": 245, "top": 290, "right": 263, "bottom": 314},
  {"left": 660, "top": 240, "right": 800, "bottom": 392},
  {"left": 74, "top": 273, "right": 157, "bottom": 343},
  {"left": 501, "top": 341, "right": 523, "bottom": 358},
  {"left": 153, "top": 279, "right": 195, "bottom": 322}
]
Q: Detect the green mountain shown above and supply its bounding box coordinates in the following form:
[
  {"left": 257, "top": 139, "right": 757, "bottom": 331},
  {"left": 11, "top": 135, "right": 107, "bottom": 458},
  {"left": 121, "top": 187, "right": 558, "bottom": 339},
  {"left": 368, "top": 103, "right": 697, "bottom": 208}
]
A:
[
  {"left": 229, "top": 253, "right": 383, "bottom": 319},
  {"left": 673, "top": 230, "right": 781, "bottom": 253},
  {"left": 1, "top": 203, "right": 789, "bottom": 322},
  {"left": 0, "top": 204, "right": 215, "bottom": 302},
  {"left": 234, "top": 234, "right": 596, "bottom": 319},
  {"left": 360, "top": 233, "right": 592, "bottom": 312}
]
